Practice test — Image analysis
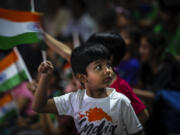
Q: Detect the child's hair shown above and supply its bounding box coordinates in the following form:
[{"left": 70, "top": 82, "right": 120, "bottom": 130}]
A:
[
  {"left": 71, "top": 42, "right": 111, "bottom": 75},
  {"left": 87, "top": 32, "right": 126, "bottom": 66}
]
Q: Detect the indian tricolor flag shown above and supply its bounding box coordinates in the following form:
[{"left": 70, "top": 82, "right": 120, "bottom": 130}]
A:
[
  {"left": 0, "top": 49, "right": 29, "bottom": 93},
  {"left": 0, "top": 8, "right": 42, "bottom": 50},
  {"left": 0, "top": 92, "right": 18, "bottom": 125}
]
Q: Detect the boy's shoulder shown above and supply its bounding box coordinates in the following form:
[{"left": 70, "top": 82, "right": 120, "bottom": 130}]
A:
[
  {"left": 54, "top": 89, "right": 85, "bottom": 100},
  {"left": 66, "top": 89, "right": 85, "bottom": 97},
  {"left": 108, "top": 88, "right": 131, "bottom": 103}
]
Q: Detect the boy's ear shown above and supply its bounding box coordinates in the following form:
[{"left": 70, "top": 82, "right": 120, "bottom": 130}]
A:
[{"left": 75, "top": 73, "right": 87, "bottom": 84}]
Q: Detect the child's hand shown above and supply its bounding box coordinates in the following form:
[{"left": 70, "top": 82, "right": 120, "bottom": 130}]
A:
[{"left": 38, "top": 61, "right": 54, "bottom": 75}]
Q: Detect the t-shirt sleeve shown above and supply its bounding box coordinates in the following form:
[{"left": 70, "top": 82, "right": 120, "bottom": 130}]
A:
[
  {"left": 53, "top": 93, "right": 74, "bottom": 116},
  {"left": 121, "top": 99, "right": 143, "bottom": 134}
]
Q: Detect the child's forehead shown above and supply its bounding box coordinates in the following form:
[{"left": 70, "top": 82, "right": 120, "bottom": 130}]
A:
[{"left": 90, "top": 59, "right": 110, "bottom": 65}]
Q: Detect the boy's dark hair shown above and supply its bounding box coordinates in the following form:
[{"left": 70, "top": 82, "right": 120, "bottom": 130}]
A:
[
  {"left": 71, "top": 43, "right": 111, "bottom": 75},
  {"left": 87, "top": 32, "right": 126, "bottom": 66}
]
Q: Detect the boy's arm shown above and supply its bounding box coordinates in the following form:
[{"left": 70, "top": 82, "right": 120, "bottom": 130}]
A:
[
  {"left": 44, "top": 32, "right": 72, "bottom": 62},
  {"left": 137, "top": 108, "right": 149, "bottom": 126},
  {"left": 32, "top": 61, "right": 58, "bottom": 114},
  {"left": 40, "top": 114, "right": 59, "bottom": 135}
]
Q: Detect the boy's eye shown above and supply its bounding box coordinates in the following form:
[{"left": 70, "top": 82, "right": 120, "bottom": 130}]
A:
[
  {"left": 95, "top": 65, "right": 102, "bottom": 70},
  {"left": 107, "top": 63, "right": 112, "bottom": 69}
]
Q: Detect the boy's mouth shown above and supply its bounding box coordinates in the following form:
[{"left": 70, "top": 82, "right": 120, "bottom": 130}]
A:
[{"left": 104, "top": 76, "right": 112, "bottom": 83}]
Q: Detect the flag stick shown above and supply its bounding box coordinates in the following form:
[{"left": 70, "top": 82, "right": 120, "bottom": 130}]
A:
[
  {"left": 31, "top": 0, "right": 35, "bottom": 12},
  {"left": 73, "top": 31, "right": 80, "bottom": 48},
  {"left": 41, "top": 50, "right": 47, "bottom": 62},
  {"left": 30, "top": 0, "right": 47, "bottom": 63},
  {"left": 14, "top": 47, "right": 32, "bottom": 82}
]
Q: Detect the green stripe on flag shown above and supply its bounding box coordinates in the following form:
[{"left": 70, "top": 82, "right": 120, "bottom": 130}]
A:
[
  {"left": 0, "top": 109, "right": 18, "bottom": 125},
  {"left": 0, "top": 32, "right": 42, "bottom": 50},
  {"left": 0, "top": 70, "right": 28, "bottom": 93}
]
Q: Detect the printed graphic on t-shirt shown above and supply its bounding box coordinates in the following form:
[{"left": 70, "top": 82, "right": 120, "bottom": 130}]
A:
[{"left": 78, "top": 107, "right": 117, "bottom": 135}]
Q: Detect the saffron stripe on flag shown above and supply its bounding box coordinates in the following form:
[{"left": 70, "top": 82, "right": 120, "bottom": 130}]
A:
[
  {"left": 0, "top": 32, "right": 41, "bottom": 50},
  {"left": 0, "top": 92, "right": 13, "bottom": 107},
  {"left": 0, "top": 93, "right": 18, "bottom": 125},
  {"left": 0, "top": 70, "right": 27, "bottom": 92},
  {"left": 0, "top": 51, "right": 18, "bottom": 72},
  {"left": 0, "top": 8, "right": 42, "bottom": 50},
  {"left": 0, "top": 49, "right": 29, "bottom": 92},
  {"left": 0, "top": 58, "right": 27, "bottom": 84},
  {"left": 0, "top": 8, "right": 41, "bottom": 22}
]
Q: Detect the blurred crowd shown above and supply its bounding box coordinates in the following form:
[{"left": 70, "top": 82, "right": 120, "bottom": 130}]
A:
[{"left": 0, "top": 0, "right": 180, "bottom": 135}]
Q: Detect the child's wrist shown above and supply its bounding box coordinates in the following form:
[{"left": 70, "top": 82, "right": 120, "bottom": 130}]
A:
[{"left": 41, "top": 73, "right": 52, "bottom": 78}]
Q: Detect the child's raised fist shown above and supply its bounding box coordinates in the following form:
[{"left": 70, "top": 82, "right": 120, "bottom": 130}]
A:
[{"left": 38, "top": 61, "right": 54, "bottom": 75}]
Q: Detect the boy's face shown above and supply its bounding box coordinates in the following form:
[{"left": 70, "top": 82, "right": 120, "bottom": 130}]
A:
[{"left": 83, "top": 59, "right": 113, "bottom": 90}]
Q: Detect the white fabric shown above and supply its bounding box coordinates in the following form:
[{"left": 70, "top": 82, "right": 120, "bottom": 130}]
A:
[
  {"left": 0, "top": 60, "right": 24, "bottom": 84},
  {"left": 54, "top": 88, "right": 143, "bottom": 135},
  {"left": 0, "top": 19, "right": 40, "bottom": 36}
]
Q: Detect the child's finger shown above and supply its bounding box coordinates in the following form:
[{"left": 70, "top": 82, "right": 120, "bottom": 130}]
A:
[
  {"left": 46, "top": 61, "right": 54, "bottom": 69},
  {"left": 46, "top": 61, "right": 52, "bottom": 66}
]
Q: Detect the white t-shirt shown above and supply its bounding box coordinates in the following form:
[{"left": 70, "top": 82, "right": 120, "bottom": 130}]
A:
[{"left": 54, "top": 88, "right": 143, "bottom": 135}]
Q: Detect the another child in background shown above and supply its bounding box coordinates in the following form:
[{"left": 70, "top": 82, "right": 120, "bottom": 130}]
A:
[
  {"left": 138, "top": 32, "right": 180, "bottom": 92},
  {"left": 117, "top": 26, "right": 142, "bottom": 87},
  {"left": 137, "top": 31, "right": 180, "bottom": 135},
  {"left": 32, "top": 43, "right": 145, "bottom": 135}
]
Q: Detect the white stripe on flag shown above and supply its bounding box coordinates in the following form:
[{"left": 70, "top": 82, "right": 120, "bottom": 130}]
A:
[
  {"left": 0, "top": 101, "right": 17, "bottom": 117},
  {"left": 0, "top": 60, "right": 24, "bottom": 84},
  {"left": 0, "top": 19, "right": 40, "bottom": 37}
]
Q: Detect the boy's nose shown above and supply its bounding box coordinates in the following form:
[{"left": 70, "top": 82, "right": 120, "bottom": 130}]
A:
[{"left": 104, "top": 67, "right": 112, "bottom": 75}]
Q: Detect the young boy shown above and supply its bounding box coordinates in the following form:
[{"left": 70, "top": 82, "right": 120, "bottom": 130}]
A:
[
  {"left": 43, "top": 32, "right": 149, "bottom": 126},
  {"left": 32, "top": 43, "right": 145, "bottom": 135}
]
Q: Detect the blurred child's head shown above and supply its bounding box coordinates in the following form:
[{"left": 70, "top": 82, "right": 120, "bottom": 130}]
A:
[
  {"left": 115, "top": 7, "right": 132, "bottom": 29},
  {"left": 139, "top": 32, "right": 166, "bottom": 63},
  {"left": 87, "top": 32, "right": 126, "bottom": 67}
]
